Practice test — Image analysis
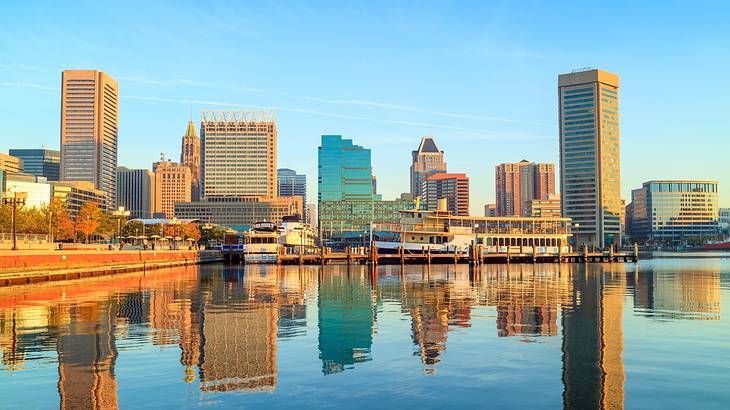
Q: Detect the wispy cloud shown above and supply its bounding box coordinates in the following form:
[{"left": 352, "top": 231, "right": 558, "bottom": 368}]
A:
[
  {"left": 0, "top": 79, "right": 551, "bottom": 140},
  {"left": 0, "top": 61, "right": 551, "bottom": 128},
  {"left": 0, "top": 81, "right": 59, "bottom": 91}
]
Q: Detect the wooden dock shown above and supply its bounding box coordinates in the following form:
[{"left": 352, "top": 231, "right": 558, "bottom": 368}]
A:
[{"left": 227, "top": 244, "right": 638, "bottom": 265}]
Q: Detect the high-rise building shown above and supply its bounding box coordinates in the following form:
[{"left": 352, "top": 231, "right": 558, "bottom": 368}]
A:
[
  {"left": 200, "top": 111, "right": 277, "bottom": 199},
  {"left": 60, "top": 70, "right": 119, "bottom": 210},
  {"left": 484, "top": 203, "right": 497, "bottom": 217},
  {"left": 318, "top": 135, "right": 391, "bottom": 242},
  {"left": 0, "top": 153, "right": 23, "bottom": 173},
  {"left": 495, "top": 160, "right": 555, "bottom": 217},
  {"left": 318, "top": 135, "right": 375, "bottom": 202},
  {"left": 627, "top": 180, "right": 719, "bottom": 243},
  {"left": 559, "top": 69, "right": 621, "bottom": 248},
  {"left": 410, "top": 137, "right": 446, "bottom": 198},
  {"left": 153, "top": 160, "right": 191, "bottom": 218},
  {"left": 180, "top": 120, "right": 201, "bottom": 201},
  {"left": 8, "top": 149, "right": 60, "bottom": 181},
  {"left": 277, "top": 168, "right": 306, "bottom": 205},
  {"left": 422, "top": 173, "right": 469, "bottom": 216},
  {"left": 117, "top": 167, "right": 155, "bottom": 219}
]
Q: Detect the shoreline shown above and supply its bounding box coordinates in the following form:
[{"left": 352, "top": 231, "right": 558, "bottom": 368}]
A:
[{"left": 0, "top": 249, "right": 223, "bottom": 287}]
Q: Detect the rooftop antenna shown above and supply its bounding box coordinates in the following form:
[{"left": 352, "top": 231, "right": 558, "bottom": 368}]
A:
[{"left": 160, "top": 152, "right": 165, "bottom": 162}]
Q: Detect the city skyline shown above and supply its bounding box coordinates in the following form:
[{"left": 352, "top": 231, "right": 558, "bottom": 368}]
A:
[{"left": 1, "top": 2, "right": 730, "bottom": 214}]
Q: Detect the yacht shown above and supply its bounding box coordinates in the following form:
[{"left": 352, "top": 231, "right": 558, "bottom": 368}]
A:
[
  {"left": 279, "top": 215, "right": 318, "bottom": 254},
  {"left": 243, "top": 222, "right": 280, "bottom": 263}
]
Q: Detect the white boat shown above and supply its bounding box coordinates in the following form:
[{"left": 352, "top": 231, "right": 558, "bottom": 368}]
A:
[
  {"left": 373, "top": 205, "right": 572, "bottom": 256},
  {"left": 278, "top": 215, "right": 318, "bottom": 254},
  {"left": 243, "top": 222, "right": 280, "bottom": 263}
]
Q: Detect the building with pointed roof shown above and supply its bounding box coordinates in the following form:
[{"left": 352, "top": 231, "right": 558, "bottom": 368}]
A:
[
  {"left": 180, "top": 119, "right": 201, "bottom": 201},
  {"left": 410, "top": 136, "right": 446, "bottom": 198}
]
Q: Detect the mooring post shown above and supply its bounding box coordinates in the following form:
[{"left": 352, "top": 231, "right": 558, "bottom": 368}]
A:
[{"left": 633, "top": 242, "right": 639, "bottom": 262}]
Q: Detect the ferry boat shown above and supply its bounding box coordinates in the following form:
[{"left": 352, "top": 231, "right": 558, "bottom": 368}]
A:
[
  {"left": 243, "top": 222, "right": 280, "bottom": 263},
  {"left": 373, "top": 205, "right": 572, "bottom": 256},
  {"left": 279, "top": 215, "right": 318, "bottom": 254}
]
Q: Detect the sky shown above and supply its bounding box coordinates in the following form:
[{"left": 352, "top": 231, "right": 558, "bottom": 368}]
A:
[{"left": 1, "top": 0, "right": 729, "bottom": 213}]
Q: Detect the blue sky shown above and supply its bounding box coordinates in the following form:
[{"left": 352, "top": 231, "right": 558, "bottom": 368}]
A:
[{"left": 1, "top": 0, "right": 729, "bottom": 212}]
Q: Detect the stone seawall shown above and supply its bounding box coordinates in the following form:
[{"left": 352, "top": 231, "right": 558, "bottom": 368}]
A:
[{"left": 0, "top": 250, "right": 223, "bottom": 287}]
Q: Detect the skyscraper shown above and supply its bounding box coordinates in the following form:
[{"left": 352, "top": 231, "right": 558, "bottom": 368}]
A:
[
  {"left": 180, "top": 120, "right": 201, "bottom": 201},
  {"left": 318, "top": 135, "right": 374, "bottom": 202},
  {"left": 422, "top": 173, "right": 469, "bottom": 216},
  {"left": 200, "top": 111, "right": 277, "bottom": 199},
  {"left": 8, "top": 149, "right": 60, "bottom": 181},
  {"left": 495, "top": 160, "right": 555, "bottom": 216},
  {"left": 153, "top": 160, "right": 191, "bottom": 218},
  {"left": 277, "top": 168, "right": 306, "bottom": 204},
  {"left": 60, "top": 70, "right": 119, "bottom": 210},
  {"left": 559, "top": 69, "right": 621, "bottom": 248},
  {"left": 117, "top": 167, "right": 155, "bottom": 219},
  {"left": 410, "top": 136, "right": 446, "bottom": 198}
]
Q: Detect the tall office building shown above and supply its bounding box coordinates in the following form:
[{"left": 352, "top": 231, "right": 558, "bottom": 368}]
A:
[
  {"left": 559, "top": 69, "right": 621, "bottom": 247},
  {"left": 0, "top": 153, "right": 23, "bottom": 173},
  {"left": 60, "top": 70, "right": 119, "bottom": 210},
  {"left": 422, "top": 173, "right": 469, "bottom": 216},
  {"left": 200, "top": 111, "right": 277, "bottom": 199},
  {"left": 8, "top": 149, "right": 60, "bottom": 181},
  {"left": 627, "top": 180, "right": 719, "bottom": 243},
  {"left": 410, "top": 136, "right": 446, "bottom": 198},
  {"left": 117, "top": 167, "right": 155, "bottom": 219},
  {"left": 277, "top": 168, "right": 307, "bottom": 204},
  {"left": 495, "top": 160, "right": 555, "bottom": 216},
  {"left": 318, "top": 135, "right": 374, "bottom": 202},
  {"left": 180, "top": 120, "right": 201, "bottom": 201},
  {"left": 153, "top": 160, "right": 191, "bottom": 218}
]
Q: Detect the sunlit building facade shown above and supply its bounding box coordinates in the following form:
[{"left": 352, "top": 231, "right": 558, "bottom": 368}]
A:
[
  {"left": 180, "top": 120, "right": 201, "bottom": 201},
  {"left": 628, "top": 180, "right": 719, "bottom": 243},
  {"left": 559, "top": 69, "right": 621, "bottom": 248},
  {"left": 422, "top": 173, "right": 469, "bottom": 216},
  {"left": 153, "top": 161, "right": 191, "bottom": 219},
  {"left": 60, "top": 70, "right": 119, "bottom": 210},
  {"left": 200, "top": 111, "right": 277, "bottom": 199},
  {"left": 495, "top": 160, "right": 555, "bottom": 217}
]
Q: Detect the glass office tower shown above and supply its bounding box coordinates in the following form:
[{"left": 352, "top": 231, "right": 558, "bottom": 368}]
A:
[{"left": 318, "top": 135, "right": 375, "bottom": 202}]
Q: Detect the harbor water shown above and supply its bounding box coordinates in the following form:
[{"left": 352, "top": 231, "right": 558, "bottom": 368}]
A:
[{"left": 0, "top": 258, "right": 729, "bottom": 409}]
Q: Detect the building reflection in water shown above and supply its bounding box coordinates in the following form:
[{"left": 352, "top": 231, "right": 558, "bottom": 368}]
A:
[
  {"left": 561, "top": 263, "right": 626, "bottom": 410},
  {"left": 0, "top": 261, "right": 724, "bottom": 408},
  {"left": 197, "top": 265, "right": 278, "bottom": 392},
  {"left": 57, "top": 303, "right": 119, "bottom": 410},
  {"left": 317, "top": 266, "right": 376, "bottom": 375}
]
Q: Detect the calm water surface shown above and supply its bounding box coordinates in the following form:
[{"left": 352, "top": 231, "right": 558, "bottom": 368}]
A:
[{"left": 1, "top": 259, "right": 729, "bottom": 409}]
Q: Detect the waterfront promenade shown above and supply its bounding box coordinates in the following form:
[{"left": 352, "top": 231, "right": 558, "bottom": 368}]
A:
[{"left": 0, "top": 249, "right": 222, "bottom": 287}]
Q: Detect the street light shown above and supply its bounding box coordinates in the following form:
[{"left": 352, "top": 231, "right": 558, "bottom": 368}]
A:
[
  {"left": 574, "top": 223, "right": 580, "bottom": 250},
  {"left": 3, "top": 190, "right": 27, "bottom": 251},
  {"left": 112, "top": 206, "right": 130, "bottom": 247}
]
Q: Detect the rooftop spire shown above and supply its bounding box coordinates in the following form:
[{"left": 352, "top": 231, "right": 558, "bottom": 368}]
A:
[{"left": 184, "top": 119, "right": 197, "bottom": 139}]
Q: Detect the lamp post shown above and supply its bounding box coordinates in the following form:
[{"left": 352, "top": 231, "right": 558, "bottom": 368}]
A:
[
  {"left": 3, "top": 190, "right": 27, "bottom": 251},
  {"left": 574, "top": 223, "right": 580, "bottom": 251},
  {"left": 112, "top": 206, "right": 130, "bottom": 248}
]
